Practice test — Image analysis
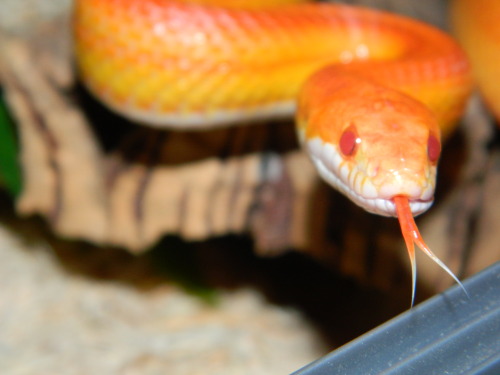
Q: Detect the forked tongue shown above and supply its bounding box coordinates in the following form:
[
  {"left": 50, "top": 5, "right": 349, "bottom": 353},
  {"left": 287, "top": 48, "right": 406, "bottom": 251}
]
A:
[{"left": 393, "top": 195, "right": 468, "bottom": 306}]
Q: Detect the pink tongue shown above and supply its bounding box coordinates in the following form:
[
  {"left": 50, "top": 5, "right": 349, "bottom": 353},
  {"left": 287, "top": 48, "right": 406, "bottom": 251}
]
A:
[{"left": 393, "top": 195, "right": 467, "bottom": 305}]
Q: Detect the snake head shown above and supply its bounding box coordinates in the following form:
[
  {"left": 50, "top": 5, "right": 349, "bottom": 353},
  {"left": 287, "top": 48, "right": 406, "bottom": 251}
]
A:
[
  {"left": 298, "top": 79, "right": 441, "bottom": 218},
  {"left": 297, "top": 79, "right": 466, "bottom": 305}
]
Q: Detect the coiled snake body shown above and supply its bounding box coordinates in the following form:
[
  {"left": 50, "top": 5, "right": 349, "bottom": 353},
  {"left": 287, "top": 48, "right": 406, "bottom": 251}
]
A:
[{"left": 74, "top": 0, "right": 473, "bottom": 302}]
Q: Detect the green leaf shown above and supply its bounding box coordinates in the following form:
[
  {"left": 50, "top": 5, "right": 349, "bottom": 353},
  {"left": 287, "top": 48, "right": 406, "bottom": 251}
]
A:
[{"left": 0, "top": 91, "right": 22, "bottom": 196}]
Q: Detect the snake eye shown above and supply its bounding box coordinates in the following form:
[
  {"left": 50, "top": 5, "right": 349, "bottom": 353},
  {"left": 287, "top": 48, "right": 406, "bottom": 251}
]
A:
[
  {"left": 427, "top": 133, "right": 441, "bottom": 163},
  {"left": 339, "top": 126, "right": 360, "bottom": 157}
]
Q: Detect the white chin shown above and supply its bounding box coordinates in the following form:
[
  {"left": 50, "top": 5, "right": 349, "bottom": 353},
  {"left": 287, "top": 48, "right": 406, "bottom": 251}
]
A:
[{"left": 309, "top": 153, "right": 434, "bottom": 217}]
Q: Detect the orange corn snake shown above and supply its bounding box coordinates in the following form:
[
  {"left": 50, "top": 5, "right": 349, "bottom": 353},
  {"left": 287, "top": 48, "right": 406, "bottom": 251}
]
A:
[{"left": 73, "top": 0, "right": 474, "bottom": 302}]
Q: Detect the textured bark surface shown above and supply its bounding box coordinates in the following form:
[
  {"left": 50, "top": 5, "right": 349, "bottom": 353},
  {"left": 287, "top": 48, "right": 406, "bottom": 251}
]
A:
[
  {"left": 0, "top": 28, "right": 316, "bottom": 253},
  {"left": 0, "top": 1, "right": 499, "bottom": 373}
]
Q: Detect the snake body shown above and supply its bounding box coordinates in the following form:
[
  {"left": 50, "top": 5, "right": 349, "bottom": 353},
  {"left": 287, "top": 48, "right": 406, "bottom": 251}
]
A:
[
  {"left": 74, "top": 0, "right": 473, "bottom": 300},
  {"left": 452, "top": 0, "right": 500, "bottom": 121}
]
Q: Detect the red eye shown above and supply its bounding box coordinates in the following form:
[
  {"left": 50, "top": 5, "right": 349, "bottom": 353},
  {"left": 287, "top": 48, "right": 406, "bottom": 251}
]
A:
[
  {"left": 427, "top": 134, "right": 441, "bottom": 163},
  {"left": 339, "top": 127, "right": 360, "bottom": 157}
]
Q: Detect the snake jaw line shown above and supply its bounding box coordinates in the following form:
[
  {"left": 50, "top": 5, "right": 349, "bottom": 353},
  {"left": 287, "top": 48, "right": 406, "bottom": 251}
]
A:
[
  {"left": 393, "top": 196, "right": 468, "bottom": 306},
  {"left": 303, "top": 135, "right": 434, "bottom": 217}
]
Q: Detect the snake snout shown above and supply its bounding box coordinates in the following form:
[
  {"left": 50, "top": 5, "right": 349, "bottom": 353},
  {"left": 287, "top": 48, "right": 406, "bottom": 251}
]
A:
[
  {"left": 366, "top": 151, "right": 436, "bottom": 202},
  {"left": 378, "top": 179, "right": 433, "bottom": 202},
  {"left": 360, "top": 158, "right": 436, "bottom": 216}
]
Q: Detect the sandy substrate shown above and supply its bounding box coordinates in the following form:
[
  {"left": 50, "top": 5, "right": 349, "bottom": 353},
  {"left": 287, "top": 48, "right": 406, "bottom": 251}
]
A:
[{"left": 0, "top": 212, "right": 327, "bottom": 374}]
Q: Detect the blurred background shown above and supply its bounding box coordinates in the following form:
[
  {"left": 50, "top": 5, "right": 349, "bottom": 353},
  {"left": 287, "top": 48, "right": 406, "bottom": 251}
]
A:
[{"left": 0, "top": 0, "right": 498, "bottom": 374}]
